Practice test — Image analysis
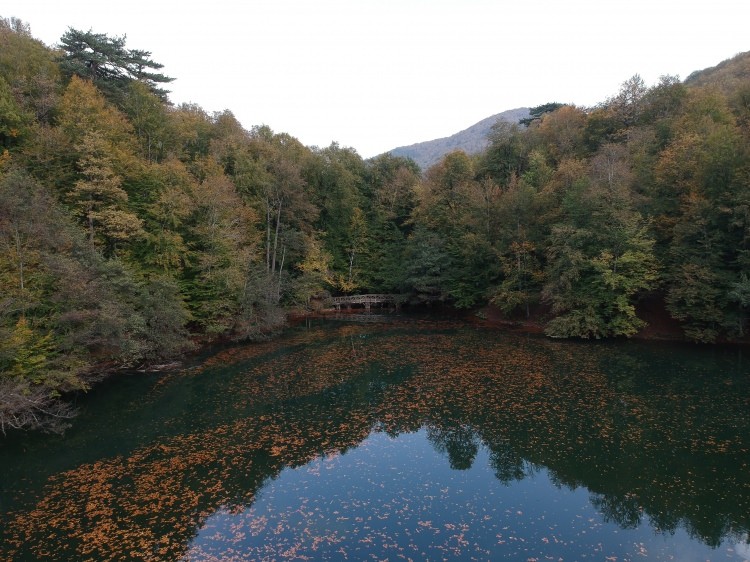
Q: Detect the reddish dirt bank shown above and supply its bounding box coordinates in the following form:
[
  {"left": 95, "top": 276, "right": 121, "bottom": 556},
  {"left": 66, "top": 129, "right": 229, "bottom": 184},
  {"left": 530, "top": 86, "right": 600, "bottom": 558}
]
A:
[
  {"left": 630, "top": 295, "right": 686, "bottom": 342},
  {"left": 476, "top": 300, "right": 688, "bottom": 342},
  {"left": 477, "top": 295, "right": 750, "bottom": 346},
  {"left": 292, "top": 295, "right": 749, "bottom": 346}
]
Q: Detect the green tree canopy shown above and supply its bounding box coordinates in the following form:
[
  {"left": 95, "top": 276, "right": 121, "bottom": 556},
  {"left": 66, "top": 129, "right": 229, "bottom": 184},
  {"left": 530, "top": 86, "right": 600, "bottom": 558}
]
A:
[{"left": 58, "top": 28, "right": 173, "bottom": 103}]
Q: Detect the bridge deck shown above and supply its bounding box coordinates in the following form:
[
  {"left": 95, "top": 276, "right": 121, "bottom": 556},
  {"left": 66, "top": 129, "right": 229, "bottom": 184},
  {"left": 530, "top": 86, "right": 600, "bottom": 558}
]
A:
[{"left": 326, "top": 294, "right": 401, "bottom": 309}]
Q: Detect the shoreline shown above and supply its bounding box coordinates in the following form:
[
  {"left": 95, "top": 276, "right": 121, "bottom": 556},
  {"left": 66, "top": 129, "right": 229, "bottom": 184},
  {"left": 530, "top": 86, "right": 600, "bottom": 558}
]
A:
[{"left": 289, "top": 301, "right": 750, "bottom": 347}]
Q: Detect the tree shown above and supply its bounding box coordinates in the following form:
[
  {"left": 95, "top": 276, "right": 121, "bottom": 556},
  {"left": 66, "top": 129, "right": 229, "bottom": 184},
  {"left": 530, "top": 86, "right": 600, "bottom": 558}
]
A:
[
  {"left": 305, "top": 142, "right": 367, "bottom": 286},
  {"left": 409, "top": 151, "right": 492, "bottom": 306},
  {"left": 490, "top": 176, "right": 544, "bottom": 318},
  {"left": 609, "top": 74, "right": 648, "bottom": 127},
  {"left": 492, "top": 239, "right": 541, "bottom": 317},
  {"left": 0, "top": 170, "right": 57, "bottom": 318},
  {"left": 536, "top": 105, "right": 587, "bottom": 163},
  {"left": 641, "top": 75, "right": 687, "bottom": 124},
  {"left": 418, "top": 151, "right": 474, "bottom": 228},
  {"left": 137, "top": 158, "right": 195, "bottom": 274},
  {"left": 728, "top": 274, "right": 750, "bottom": 337},
  {"left": 240, "top": 129, "right": 317, "bottom": 298},
  {"left": 654, "top": 88, "right": 749, "bottom": 340},
  {"left": 0, "top": 171, "right": 139, "bottom": 432},
  {"left": 403, "top": 226, "right": 452, "bottom": 302},
  {"left": 1, "top": 316, "right": 54, "bottom": 383},
  {"left": 122, "top": 81, "right": 172, "bottom": 162},
  {"left": 479, "top": 123, "right": 527, "bottom": 184},
  {"left": 519, "top": 102, "right": 565, "bottom": 126},
  {"left": 543, "top": 216, "right": 658, "bottom": 339},
  {"left": 0, "top": 17, "right": 60, "bottom": 123},
  {"left": 542, "top": 168, "right": 659, "bottom": 339},
  {"left": 68, "top": 131, "right": 144, "bottom": 252},
  {"left": 183, "top": 159, "right": 260, "bottom": 335},
  {"left": 364, "top": 153, "right": 419, "bottom": 224},
  {"left": 58, "top": 28, "right": 173, "bottom": 103},
  {"left": 360, "top": 154, "right": 419, "bottom": 292},
  {"left": 170, "top": 103, "right": 215, "bottom": 163},
  {"left": 0, "top": 75, "right": 27, "bottom": 152},
  {"left": 56, "top": 75, "right": 135, "bottom": 149},
  {"left": 343, "top": 206, "right": 368, "bottom": 291}
]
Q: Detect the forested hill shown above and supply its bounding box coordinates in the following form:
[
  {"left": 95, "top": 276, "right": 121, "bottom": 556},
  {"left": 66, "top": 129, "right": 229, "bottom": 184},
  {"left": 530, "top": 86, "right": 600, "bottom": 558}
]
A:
[
  {"left": 395, "top": 49, "right": 750, "bottom": 172},
  {"left": 685, "top": 50, "right": 750, "bottom": 93},
  {"left": 388, "top": 107, "right": 530, "bottom": 171},
  {"left": 1, "top": 16, "right": 749, "bottom": 433}
]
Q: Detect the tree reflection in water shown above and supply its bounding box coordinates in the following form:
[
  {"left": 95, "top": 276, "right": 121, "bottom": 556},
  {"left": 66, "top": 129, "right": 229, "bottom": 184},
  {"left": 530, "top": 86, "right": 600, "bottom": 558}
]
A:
[
  {"left": 1, "top": 319, "right": 748, "bottom": 560},
  {"left": 427, "top": 424, "right": 480, "bottom": 470}
]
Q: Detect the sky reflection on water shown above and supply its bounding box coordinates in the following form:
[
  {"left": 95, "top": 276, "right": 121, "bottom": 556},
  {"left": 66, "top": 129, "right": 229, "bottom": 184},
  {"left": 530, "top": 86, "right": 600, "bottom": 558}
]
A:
[
  {"left": 186, "top": 428, "right": 743, "bottom": 561},
  {"left": 2, "top": 318, "right": 749, "bottom": 561}
]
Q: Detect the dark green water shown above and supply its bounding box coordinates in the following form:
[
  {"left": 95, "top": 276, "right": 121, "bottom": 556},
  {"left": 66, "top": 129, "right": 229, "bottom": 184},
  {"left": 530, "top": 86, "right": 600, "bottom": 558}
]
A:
[{"left": 1, "top": 316, "right": 749, "bottom": 561}]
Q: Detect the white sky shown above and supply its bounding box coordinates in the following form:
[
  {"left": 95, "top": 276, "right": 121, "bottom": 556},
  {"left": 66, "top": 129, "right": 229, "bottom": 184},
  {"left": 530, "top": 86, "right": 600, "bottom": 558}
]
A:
[{"left": 3, "top": 0, "right": 749, "bottom": 158}]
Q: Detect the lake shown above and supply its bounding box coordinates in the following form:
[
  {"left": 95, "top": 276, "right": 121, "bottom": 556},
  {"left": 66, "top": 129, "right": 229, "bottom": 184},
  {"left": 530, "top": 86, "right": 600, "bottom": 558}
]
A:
[{"left": 1, "top": 315, "right": 749, "bottom": 561}]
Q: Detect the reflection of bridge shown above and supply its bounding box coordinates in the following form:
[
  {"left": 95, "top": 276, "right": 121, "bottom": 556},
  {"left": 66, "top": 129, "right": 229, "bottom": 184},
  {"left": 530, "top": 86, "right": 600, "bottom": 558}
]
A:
[
  {"left": 324, "top": 313, "right": 394, "bottom": 323},
  {"left": 326, "top": 294, "right": 401, "bottom": 310}
]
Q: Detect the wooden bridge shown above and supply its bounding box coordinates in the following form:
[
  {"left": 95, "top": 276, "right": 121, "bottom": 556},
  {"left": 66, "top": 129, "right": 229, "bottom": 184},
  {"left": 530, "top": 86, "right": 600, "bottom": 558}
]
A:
[
  {"left": 325, "top": 294, "right": 402, "bottom": 310},
  {"left": 324, "top": 313, "right": 395, "bottom": 323}
]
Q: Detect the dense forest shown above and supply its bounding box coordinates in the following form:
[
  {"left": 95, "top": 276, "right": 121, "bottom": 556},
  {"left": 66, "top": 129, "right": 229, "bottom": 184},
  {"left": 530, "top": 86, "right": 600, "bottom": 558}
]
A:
[{"left": 1, "top": 17, "right": 749, "bottom": 432}]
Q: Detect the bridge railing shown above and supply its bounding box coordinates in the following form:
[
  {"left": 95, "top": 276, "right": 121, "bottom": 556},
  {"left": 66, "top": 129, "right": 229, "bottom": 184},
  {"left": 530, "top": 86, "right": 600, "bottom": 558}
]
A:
[
  {"left": 328, "top": 294, "right": 395, "bottom": 303},
  {"left": 325, "top": 294, "right": 403, "bottom": 308}
]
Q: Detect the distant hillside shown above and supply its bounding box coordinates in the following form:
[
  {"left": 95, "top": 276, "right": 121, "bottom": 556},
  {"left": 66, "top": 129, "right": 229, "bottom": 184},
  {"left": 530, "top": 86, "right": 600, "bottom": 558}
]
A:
[
  {"left": 387, "top": 51, "right": 750, "bottom": 173},
  {"left": 685, "top": 50, "right": 750, "bottom": 95},
  {"left": 388, "top": 107, "right": 530, "bottom": 172}
]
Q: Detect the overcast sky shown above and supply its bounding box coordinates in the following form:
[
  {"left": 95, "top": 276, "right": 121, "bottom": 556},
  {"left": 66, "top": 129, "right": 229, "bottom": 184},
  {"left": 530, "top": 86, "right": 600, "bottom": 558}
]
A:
[{"left": 4, "top": 1, "right": 749, "bottom": 157}]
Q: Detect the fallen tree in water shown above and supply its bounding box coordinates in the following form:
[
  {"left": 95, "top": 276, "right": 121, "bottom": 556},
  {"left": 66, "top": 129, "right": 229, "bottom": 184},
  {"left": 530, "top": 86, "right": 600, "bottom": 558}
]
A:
[{"left": 0, "top": 379, "right": 77, "bottom": 435}]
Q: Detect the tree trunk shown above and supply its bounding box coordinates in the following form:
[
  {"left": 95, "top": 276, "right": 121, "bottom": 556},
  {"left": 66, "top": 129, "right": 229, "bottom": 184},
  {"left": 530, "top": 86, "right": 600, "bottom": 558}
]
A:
[
  {"left": 88, "top": 212, "right": 96, "bottom": 245},
  {"left": 12, "top": 225, "right": 27, "bottom": 317},
  {"left": 265, "top": 198, "right": 271, "bottom": 272},
  {"left": 12, "top": 225, "right": 24, "bottom": 295},
  {"left": 277, "top": 245, "right": 286, "bottom": 301},
  {"left": 271, "top": 199, "right": 282, "bottom": 274}
]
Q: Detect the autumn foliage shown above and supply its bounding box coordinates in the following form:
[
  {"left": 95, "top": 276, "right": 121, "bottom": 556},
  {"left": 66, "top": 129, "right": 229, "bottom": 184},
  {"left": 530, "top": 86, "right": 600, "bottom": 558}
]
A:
[{"left": 1, "top": 15, "right": 750, "bottom": 433}]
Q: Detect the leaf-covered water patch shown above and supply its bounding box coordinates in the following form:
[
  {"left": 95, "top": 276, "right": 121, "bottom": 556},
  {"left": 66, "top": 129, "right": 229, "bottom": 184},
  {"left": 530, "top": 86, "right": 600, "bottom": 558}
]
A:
[{"left": 2, "top": 319, "right": 749, "bottom": 560}]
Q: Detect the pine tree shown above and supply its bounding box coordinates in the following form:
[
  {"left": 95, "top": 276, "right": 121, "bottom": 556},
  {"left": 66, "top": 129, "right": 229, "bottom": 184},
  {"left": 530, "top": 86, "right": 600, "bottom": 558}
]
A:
[{"left": 59, "top": 28, "right": 173, "bottom": 104}]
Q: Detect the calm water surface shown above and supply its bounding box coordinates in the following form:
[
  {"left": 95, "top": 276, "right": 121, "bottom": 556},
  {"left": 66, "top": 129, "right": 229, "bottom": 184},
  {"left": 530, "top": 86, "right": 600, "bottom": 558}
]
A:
[{"left": 1, "top": 316, "right": 749, "bottom": 561}]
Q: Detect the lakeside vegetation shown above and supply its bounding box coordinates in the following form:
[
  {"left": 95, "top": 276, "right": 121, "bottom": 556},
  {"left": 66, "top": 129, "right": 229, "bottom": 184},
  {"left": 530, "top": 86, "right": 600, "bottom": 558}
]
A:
[{"left": 1, "top": 16, "right": 749, "bottom": 432}]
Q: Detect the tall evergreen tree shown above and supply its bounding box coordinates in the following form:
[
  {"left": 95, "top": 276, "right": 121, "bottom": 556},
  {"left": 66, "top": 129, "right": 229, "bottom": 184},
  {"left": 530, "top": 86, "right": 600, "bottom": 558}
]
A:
[{"left": 58, "top": 28, "right": 173, "bottom": 104}]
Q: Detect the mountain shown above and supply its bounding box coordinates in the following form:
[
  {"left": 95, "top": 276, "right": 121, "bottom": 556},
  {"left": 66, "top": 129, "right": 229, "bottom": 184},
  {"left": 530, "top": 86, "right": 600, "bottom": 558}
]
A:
[
  {"left": 684, "top": 50, "right": 750, "bottom": 95},
  {"left": 387, "top": 107, "right": 530, "bottom": 172},
  {"left": 386, "top": 50, "right": 750, "bottom": 173}
]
